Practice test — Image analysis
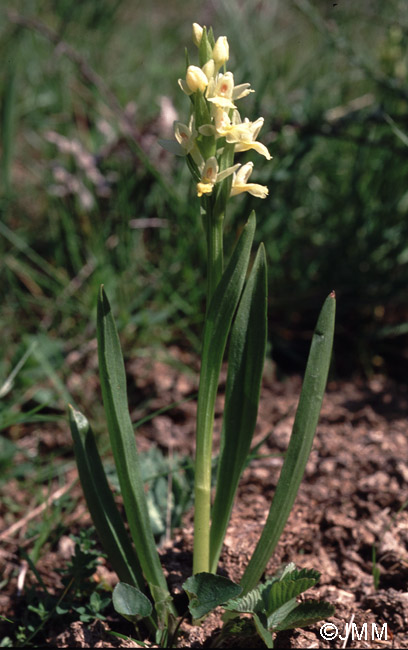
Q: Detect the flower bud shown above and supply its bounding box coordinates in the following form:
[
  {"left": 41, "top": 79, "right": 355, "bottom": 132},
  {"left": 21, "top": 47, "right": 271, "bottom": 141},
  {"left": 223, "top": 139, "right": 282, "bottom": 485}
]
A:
[
  {"left": 192, "top": 23, "right": 203, "bottom": 47},
  {"left": 202, "top": 58, "right": 215, "bottom": 81},
  {"left": 186, "top": 65, "right": 209, "bottom": 93},
  {"left": 212, "top": 36, "right": 229, "bottom": 67}
]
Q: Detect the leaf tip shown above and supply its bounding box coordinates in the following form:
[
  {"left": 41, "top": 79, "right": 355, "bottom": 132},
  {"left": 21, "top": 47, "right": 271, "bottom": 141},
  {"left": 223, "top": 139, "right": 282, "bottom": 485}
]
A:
[
  {"left": 248, "top": 210, "right": 256, "bottom": 227},
  {"left": 97, "top": 284, "right": 111, "bottom": 318}
]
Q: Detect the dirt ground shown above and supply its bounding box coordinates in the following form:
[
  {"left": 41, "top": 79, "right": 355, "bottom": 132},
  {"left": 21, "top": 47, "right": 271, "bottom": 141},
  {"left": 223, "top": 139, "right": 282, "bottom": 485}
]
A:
[{"left": 1, "top": 348, "right": 407, "bottom": 647}]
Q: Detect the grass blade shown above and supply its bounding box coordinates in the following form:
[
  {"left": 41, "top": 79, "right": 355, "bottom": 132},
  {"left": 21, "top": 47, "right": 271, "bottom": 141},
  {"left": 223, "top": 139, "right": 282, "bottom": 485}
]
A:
[
  {"left": 68, "top": 406, "right": 146, "bottom": 592},
  {"left": 240, "top": 292, "right": 336, "bottom": 594},
  {"left": 210, "top": 244, "right": 267, "bottom": 572},
  {"left": 97, "top": 286, "right": 175, "bottom": 622},
  {"left": 194, "top": 212, "right": 256, "bottom": 574}
]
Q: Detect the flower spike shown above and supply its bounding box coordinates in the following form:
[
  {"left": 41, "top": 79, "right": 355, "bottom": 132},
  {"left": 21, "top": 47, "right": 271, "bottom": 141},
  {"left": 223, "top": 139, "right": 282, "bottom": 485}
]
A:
[{"left": 167, "top": 21, "right": 271, "bottom": 205}]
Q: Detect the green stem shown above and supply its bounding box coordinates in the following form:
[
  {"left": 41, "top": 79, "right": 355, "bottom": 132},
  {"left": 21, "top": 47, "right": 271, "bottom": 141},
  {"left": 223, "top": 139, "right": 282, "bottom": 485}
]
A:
[
  {"left": 193, "top": 197, "right": 224, "bottom": 574},
  {"left": 205, "top": 197, "right": 224, "bottom": 307},
  {"left": 193, "top": 481, "right": 212, "bottom": 574}
]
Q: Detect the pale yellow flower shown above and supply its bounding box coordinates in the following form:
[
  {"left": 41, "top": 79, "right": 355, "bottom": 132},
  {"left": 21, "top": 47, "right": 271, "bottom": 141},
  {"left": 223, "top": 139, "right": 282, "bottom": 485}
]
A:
[
  {"left": 197, "top": 156, "right": 240, "bottom": 197},
  {"left": 198, "top": 109, "right": 271, "bottom": 160},
  {"left": 192, "top": 23, "right": 203, "bottom": 46},
  {"left": 206, "top": 72, "right": 254, "bottom": 110},
  {"left": 201, "top": 107, "right": 244, "bottom": 137},
  {"left": 232, "top": 115, "right": 271, "bottom": 160},
  {"left": 230, "top": 162, "right": 268, "bottom": 198},
  {"left": 202, "top": 59, "right": 215, "bottom": 82},
  {"left": 212, "top": 36, "right": 229, "bottom": 68},
  {"left": 174, "top": 117, "right": 203, "bottom": 166},
  {"left": 178, "top": 65, "right": 209, "bottom": 95}
]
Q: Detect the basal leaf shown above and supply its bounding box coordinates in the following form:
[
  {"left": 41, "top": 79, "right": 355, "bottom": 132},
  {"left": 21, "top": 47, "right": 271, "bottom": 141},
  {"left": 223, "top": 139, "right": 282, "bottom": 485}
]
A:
[
  {"left": 240, "top": 293, "right": 336, "bottom": 594},
  {"left": 97, "top": 287, "right": 174, "bottom": 623},
  {"left": 69, "top": 406, "right": 145, "bottom": 591}
]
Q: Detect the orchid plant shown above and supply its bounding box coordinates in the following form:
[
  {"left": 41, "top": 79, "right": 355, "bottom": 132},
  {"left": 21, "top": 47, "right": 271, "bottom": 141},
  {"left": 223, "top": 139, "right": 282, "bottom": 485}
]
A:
[{"left": 69, "top": 23, "right": 335, "bottom": 647}]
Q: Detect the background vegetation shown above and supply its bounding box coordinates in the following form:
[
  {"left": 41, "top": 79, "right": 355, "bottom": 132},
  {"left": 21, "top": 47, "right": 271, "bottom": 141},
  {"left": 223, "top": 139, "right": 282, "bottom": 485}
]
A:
[{"left": 2, "top": 0, "right": 407, "bottom": 398}]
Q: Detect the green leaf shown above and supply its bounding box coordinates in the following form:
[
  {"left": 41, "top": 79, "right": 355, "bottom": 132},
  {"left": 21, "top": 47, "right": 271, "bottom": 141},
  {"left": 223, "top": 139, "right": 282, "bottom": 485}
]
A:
[
  {"left": 266, "top": 598, "right": 298, "bottom": 630},
  {"left": 224, "top": 566, "right": 319, "bottom": 618},
  {"left": 224, "top": 586, "right": 263, "bottom": 614},
  {"left": 183, "top": 573, "right": 242, "bottom": 619},
  {"left": 113, "top": 582, "right": 153, "bottom": 623},
  {"left": 261, "top": 568, "right": 320, "bottom": 617},
  {"left": 274, "top": 600, "right": 335, "bottom": 631},
  {"left": 281, "top": 568, "right": 320, "bottom": 583},
  {"left": 210, "top": 244, "right": 267, "bottom": 572},
  {"left": 68, "top": 406, "right": 146, "bottom": 592},
  {"left": 253, "top": 613, "right": 274, "bottom": 648},
  {"left": 262, "top": 579, "right": 316, "bottom": 615},
  {"left": 97, "top": 287, "right": 175, "bottom": 622},
  {"left": 240, "top": 292, "right": 336, "bottom": 594}
]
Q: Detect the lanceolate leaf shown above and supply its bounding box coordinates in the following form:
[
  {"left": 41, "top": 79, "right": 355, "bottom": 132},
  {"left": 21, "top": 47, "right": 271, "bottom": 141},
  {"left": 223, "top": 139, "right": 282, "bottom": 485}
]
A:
[
  {"left": 210, "top": 244, "right": 267, "bottom": 572},
  {"left": 183, "top": 573, "right": 242, "bottom": 619},
  {"left": 240, "top": 292, "right": 336, "bottom": 594},
  {"left": 69, "top": 406, "right": 146, "bottom": 592},
  {"left": 97, "top": 287, "right": 175, "bottom": 622}
]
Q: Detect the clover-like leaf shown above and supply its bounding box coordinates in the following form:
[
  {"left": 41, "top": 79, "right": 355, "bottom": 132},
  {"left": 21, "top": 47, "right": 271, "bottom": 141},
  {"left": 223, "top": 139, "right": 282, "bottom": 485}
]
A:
[{"left": 183, "top": 572, "right": 242, "bottom": 619}]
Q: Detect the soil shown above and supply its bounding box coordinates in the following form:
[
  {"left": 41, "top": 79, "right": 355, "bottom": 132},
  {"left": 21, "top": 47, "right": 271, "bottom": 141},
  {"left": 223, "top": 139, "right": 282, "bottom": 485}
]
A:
[{"left": 1, "top": 348, "right": 408, "bottom": 648}]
